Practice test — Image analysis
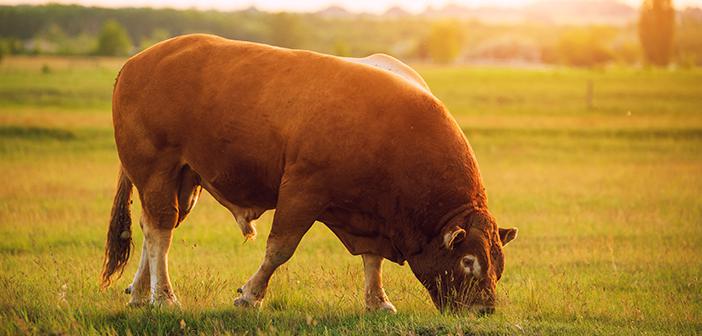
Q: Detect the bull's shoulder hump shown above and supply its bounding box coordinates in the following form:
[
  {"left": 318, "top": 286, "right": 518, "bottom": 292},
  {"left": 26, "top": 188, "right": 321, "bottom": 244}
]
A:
[{"left": 340, "top": 54, "right": 431, "bottom": 92}]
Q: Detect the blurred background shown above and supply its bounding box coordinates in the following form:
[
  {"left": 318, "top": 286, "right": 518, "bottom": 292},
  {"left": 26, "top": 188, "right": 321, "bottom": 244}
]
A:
[
  {"left": 0, "top": 1, "right": 701, "bottom": 335},
  {"left": 0, "top": 0, "right": 700, "bottom": 67}
]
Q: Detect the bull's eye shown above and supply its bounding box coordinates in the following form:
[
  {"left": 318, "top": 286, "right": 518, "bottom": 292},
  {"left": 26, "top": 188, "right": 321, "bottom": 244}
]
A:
[{"left": 461, "top": 255, "right": 482, "bottom": 278}]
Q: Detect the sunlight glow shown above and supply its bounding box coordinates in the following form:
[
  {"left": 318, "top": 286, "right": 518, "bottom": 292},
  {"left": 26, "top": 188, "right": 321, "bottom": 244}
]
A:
[{"left": 3, "top": 0, "right": 702, "bottom": 13}]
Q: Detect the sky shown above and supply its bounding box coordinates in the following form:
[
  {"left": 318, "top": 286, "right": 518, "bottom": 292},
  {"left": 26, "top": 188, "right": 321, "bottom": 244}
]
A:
[{"left": 3, "top": 0, "right": 702, "bottom": 13}]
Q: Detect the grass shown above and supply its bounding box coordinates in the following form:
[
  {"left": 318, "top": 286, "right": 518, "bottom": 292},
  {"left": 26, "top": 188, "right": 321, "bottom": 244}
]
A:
[{"left": 0, "top": 56, "right": 701, "bottom": 335}]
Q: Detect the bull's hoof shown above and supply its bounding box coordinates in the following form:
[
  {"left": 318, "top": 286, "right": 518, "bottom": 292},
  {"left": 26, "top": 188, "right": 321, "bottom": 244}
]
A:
[
  {"left": 366, "top": 301, "right": 397, "bottom": 314},
  {"left": 125, "top": 285, "right": 151, "bottom": 308},
  {"left": 234, "top": 295, "right": 262, "bottom": 309},
  {"left": 150, "top": 296, "right": 181, "bottom": 308},
  {"left": 126, "top": 299, "right": 149, "bottom": 308}
]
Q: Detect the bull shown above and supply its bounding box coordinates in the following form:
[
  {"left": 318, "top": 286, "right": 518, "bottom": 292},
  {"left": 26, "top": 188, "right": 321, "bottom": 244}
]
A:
[{"left": 101, "top": 34, "right": 517, "bottom": 314}]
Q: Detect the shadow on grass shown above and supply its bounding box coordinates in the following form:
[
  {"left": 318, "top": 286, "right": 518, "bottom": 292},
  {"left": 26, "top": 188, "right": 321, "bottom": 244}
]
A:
[
  {"left": 87, "top": 308, "right": 458, "bottom": 335},
  {"left": 79, "top": 306, "right": 702, "bottom": 335},
  {"left": 6, "top": 304, "right": 484, "bottom": 335}
]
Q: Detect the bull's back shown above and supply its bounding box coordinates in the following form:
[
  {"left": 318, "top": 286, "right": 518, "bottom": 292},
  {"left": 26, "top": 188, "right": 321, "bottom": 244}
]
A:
[{"left": 113, "top": 34, "right": 473, "bottom": 213}]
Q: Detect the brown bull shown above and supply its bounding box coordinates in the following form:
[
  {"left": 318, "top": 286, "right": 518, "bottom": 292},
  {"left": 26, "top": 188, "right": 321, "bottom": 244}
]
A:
[{"left": 101, "top": 34, "right": 517, "bottom": 314}]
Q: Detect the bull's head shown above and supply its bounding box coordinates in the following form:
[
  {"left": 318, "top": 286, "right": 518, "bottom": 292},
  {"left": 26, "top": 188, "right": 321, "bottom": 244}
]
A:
[{"left": 408, "top": 209, "right": 517, "bottom": 314}]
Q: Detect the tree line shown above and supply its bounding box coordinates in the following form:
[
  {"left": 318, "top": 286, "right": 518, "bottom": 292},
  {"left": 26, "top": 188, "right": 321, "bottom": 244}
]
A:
[{"left": 0, "top": 2, "right": 700, "bottom": 67}]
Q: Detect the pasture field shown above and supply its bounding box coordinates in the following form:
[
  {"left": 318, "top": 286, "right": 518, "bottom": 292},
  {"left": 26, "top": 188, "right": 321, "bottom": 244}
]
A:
[{"left": 0, "top": 56, "right": 701, "bottom": 335}]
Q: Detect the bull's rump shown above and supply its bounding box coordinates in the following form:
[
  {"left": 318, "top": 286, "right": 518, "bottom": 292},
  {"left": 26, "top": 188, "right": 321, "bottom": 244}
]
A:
[{"left": 113, "top": 34, "right": 478, "bottom": 261}]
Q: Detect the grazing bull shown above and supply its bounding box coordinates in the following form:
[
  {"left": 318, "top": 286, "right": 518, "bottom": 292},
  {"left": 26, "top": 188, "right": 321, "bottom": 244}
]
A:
[{"left": 101, "top": 34, "right": 517, "bottom": 314}]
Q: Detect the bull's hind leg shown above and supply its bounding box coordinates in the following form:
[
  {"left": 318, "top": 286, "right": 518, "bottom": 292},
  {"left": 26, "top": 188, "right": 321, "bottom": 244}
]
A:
[
  {"left": 125, "top": 164, "right": 200, "bottom": 307},
  {"left": 125, "top": 232, "right": 150, "bottom": 306},
  {"left": 234, "top": 180, "right": 326, "bottom": 308},
  {"left": 362, "top": 254, "right": 396, "bottom": 313},
  {"left": 143, "top": 222, "right": 178, "bottom": 306},
  {"left": 134, "top": 168, "right": 183, "bottom": 306}
]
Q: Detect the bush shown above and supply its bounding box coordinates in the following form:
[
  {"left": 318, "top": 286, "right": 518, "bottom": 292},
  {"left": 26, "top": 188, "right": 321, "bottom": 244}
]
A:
[
  {"left": 423, "top": 21, "right": 463, "bottom": 64},
  {"left": 96, "top": 19, "right": 133, "bottom": 56},
  {"left": 557, "top": 27, "right": 614, "bottom": 67}
]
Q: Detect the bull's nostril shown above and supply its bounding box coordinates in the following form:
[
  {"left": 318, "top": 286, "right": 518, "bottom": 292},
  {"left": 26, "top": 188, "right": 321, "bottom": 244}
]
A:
[
  {"left": 463, "top": 262, "right": 472, "bottom": 272},
  {"left": 462, "top": 256, "right": 478, "bottom": 276},
  {"left": 461, "top": 256, "right": 476, "bottom": 273}
]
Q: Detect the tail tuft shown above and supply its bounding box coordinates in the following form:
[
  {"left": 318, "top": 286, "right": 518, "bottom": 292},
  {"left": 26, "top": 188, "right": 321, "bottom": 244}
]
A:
[{"left": 100, "top": 167, "right": 134, "bottom": 289}]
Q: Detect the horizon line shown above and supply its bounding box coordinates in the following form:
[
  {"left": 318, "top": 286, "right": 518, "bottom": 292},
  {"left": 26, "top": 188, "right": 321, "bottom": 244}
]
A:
[{"left": 1, "top": 0, "right": 677, "bottom": 15}]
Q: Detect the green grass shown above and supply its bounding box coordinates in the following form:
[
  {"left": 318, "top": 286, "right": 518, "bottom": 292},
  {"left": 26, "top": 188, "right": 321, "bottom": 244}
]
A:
[{"left": 1, "top": 56, "right": 701, "bottom": 335}]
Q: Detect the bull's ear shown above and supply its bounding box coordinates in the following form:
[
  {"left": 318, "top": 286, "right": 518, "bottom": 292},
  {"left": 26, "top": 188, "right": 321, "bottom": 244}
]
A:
[
  {"left": 443, "top": 227, "right": 466, "bottom": 250},
  {"left": 499, "top": 227, "right": 518, "bottom": 246}
]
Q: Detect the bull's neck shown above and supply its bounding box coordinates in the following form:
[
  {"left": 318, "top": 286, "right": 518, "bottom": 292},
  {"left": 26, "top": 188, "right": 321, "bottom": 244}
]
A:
[
  {"left": 420, "top": 187, "right": 488, "bottom": 236},
  {"left": 404, "top": 201, "right": 492, "bottom": 270},
  {"left": 392, "top": 194, "right": 488, "bottom": 263}
]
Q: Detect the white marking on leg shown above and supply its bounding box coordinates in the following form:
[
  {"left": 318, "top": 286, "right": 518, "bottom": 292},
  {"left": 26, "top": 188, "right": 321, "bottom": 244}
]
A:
[
  {"left": 127, "top": 229, "right": 151, "bottom": 306},
  {"left": 362, "top": 254, "right": 396, "bottom": 313},
  {"left": 144, "top": 225, "right": 177, "bottom": 306}
]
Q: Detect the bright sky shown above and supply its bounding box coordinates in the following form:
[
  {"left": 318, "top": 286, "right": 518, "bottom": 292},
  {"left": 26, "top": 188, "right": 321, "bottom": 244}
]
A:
[{"left": 3, "top": 0, "right": 702, "bottom": 13}]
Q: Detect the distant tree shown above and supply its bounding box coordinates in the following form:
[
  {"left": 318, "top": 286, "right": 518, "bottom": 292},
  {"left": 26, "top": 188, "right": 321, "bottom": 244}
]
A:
[
  {"left": 267, "top": 12, "right": 306, "bottom": 49},
  {"left": 539, "top": 44, "right": 560, "bottom": 64},
  {"left": 612, "top": 40, "right": 642, "bottom": 65},
  {"left": 1, "top": 38, "right": 24, "bottom": 55},
  {"left": 638, "top": 0, "right": 675, "bottom": 66},
  {"left": 26, "top": 23, "right": 94, "bottom": 56},
  {"left": 675, "top": 8, "right": 702, "bottom": 66},
  {"left": 96, "top": 19, "right": 132, "bottom": 56},
  {"left": 0, "top": 40, "right": 8, "bottom": 63},
  {"left": 424, "top": 21, "right": 463, "bottom": 64},
  {"left": 557, "top": 27, "right": 614, "bottom": 67},
  {"left": 41, "top": 24, "right": 67, "bottom": 46},
  {"left": 60, "top": 33, "right": 98, "bottom": 55}
]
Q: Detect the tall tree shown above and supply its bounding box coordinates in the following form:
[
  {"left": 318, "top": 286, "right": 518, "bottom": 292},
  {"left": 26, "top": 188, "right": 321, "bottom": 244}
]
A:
[
  {"left": 423, "top": 21, "right": 463, "bottom": 64},
  {"left": 96, "top": 19, "right": 132, "bottom": 56},
  {"left": 639, "top": 0, "right": 675, "bottom": 66},
  {"left": 557, "top": 27, "right": 614, "bottom": 67}
]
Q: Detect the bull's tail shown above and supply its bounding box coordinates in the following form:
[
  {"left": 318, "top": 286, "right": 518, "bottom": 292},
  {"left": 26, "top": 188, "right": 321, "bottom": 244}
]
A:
[{"left": 100, "top": 167, "right": 134, "bottom": 289}]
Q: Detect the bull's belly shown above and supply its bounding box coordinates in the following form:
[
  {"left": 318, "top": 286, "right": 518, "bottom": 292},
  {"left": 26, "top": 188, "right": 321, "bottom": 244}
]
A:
[
  {"left": 319, "top": 208, "right": 404, "bottom": 263},
  {"left": 187, "top": 152, "right": 277, "bottom": 237},
  {"left": 199, "top": 178, "right": 270, "bottom": 239}
]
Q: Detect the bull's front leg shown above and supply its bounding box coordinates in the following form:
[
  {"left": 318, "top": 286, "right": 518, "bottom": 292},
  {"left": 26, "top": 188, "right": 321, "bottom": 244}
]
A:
[
  {"left": 234, "top": 183, "right": 323, "bottom": 308},
  {"left": 362, "top": 254, "right": 396, "bottom": 313}
]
